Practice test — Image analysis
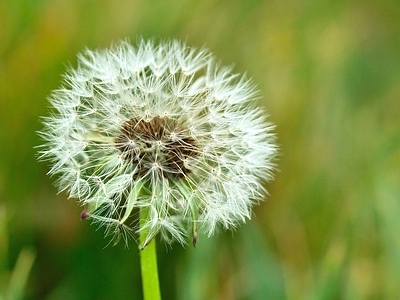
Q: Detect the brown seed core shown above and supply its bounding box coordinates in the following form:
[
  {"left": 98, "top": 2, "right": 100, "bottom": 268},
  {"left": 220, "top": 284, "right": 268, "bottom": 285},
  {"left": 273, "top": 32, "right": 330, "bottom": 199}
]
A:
[{"left": 115, "top": 116, "right": 198, "bottom": 178}]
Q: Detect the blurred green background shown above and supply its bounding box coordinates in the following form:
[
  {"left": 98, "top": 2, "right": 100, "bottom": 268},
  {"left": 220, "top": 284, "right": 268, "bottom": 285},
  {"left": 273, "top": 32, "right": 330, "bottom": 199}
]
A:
[{"left": 1, "top": 0, "right": 400, "bottom": 299}]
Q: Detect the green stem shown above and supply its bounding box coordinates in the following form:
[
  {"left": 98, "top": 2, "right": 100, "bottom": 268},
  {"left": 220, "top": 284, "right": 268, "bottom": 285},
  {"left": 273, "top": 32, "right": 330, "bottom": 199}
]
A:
[{"left": 140, "top": 207, "right": 162, "bottom": 300}]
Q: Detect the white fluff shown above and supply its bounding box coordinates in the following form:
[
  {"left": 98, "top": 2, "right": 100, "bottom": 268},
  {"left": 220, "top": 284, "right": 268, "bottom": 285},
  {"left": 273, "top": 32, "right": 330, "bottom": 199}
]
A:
[{"left": 38, "top": 39, "right": 278, "bottom": 246}]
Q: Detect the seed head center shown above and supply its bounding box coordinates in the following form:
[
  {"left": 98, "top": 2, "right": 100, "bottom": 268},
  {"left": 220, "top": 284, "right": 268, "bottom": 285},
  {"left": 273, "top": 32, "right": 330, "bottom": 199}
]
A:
[{"left": 115, "top": 116, "right": 198, "bottom": 178}]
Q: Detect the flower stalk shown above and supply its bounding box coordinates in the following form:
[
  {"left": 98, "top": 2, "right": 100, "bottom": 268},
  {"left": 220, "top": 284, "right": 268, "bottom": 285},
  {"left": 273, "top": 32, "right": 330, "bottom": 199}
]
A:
[{"left": 140, "top": 207, "right": 161, "bottom": 300}]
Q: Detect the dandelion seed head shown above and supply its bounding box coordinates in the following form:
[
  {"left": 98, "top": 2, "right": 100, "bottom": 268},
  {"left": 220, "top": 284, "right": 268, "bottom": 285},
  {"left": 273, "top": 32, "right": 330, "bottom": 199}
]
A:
[{"left": 38, "top": 39, "right": 278, "bottom": 245}]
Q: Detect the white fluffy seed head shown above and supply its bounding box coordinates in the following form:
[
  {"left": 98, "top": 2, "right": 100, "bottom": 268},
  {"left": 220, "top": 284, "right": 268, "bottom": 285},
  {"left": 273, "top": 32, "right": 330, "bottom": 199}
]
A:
[{"left": 38, "top": 39, "right": 278, "bottom": 246}]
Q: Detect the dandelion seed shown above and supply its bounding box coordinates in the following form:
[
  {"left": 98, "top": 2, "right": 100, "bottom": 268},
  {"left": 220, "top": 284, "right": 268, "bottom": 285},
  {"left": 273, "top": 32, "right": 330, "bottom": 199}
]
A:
[{"left": 38, "top": 39, "right": 278, "bottom": 246}]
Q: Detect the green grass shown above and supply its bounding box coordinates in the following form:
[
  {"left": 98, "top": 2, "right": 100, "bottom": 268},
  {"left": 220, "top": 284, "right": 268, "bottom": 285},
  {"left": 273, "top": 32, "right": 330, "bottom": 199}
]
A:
[{"left": 1, "top": 0, "right": 399, "bottom": 299}]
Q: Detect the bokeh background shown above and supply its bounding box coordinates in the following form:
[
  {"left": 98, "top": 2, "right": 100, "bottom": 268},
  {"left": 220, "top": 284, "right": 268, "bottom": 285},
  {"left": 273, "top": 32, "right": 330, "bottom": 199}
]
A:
[{"left": 1, "top": 0, "right": 400, "bottom": 299}]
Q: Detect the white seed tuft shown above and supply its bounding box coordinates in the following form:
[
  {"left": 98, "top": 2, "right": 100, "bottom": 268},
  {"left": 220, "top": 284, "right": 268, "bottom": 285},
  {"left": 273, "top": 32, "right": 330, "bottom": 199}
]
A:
[{"left": 38, "top": 39, "right": 278, "bottom": 246}]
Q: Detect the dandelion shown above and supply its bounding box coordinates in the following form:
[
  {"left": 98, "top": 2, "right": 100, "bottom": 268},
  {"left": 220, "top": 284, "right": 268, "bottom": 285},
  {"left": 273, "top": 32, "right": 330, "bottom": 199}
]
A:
[{"left": 38, "top": 39, "right": 277, "bottom": 248}]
